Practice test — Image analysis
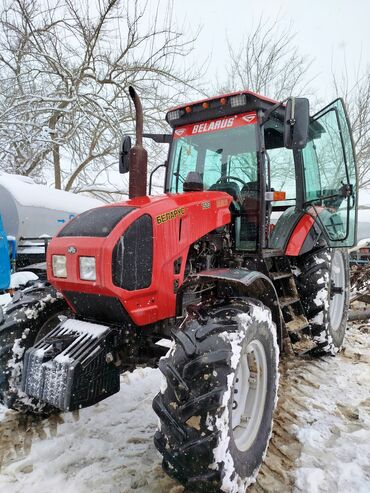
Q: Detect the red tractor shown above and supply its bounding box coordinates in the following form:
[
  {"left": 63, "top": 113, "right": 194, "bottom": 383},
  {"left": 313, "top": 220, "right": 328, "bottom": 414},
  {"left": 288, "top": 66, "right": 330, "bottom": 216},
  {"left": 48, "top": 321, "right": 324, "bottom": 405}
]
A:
[{"left": 0, "top": 87, "right": 357, "bottom": 492}]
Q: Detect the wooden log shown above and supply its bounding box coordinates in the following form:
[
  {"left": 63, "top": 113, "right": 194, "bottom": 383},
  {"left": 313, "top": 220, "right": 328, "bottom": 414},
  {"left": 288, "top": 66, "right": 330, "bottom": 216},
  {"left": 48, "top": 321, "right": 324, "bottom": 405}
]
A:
[{"left": 348, "top": 309, "right": 370, "bottom": 321}]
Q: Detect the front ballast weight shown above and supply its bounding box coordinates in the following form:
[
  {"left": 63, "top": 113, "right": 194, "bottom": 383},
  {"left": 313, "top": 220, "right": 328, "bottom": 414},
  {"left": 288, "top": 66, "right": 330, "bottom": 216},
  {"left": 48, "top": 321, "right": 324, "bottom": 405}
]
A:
[{"left": 22, "top": 319, "right": 120, "bottom": 411}]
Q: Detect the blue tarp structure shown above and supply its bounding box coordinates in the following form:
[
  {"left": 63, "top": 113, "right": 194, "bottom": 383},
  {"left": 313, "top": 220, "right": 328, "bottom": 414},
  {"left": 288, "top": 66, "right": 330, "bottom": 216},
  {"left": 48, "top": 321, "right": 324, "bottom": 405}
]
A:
[{"left": 0, "top": 215, "right": 10, "bottom": 290}]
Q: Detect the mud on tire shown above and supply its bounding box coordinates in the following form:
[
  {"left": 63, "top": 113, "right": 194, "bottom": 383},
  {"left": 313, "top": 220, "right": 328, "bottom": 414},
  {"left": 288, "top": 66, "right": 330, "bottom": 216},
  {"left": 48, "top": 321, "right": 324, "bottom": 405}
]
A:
[
  {"left": 153, "top": 299, "right": 279, "bottom": 493},
  {"left": 293, "top": 248, "right": 349, "bottom": 355},
  {"left": 0, "top": 282, "right": 69, "bottom": 413}
]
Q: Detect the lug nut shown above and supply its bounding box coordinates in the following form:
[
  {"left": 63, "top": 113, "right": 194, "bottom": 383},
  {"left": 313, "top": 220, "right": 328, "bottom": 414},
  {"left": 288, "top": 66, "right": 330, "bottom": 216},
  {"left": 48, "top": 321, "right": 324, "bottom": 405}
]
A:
[{"left": 106, "top": 352, "right": 114, "bottom": 364}]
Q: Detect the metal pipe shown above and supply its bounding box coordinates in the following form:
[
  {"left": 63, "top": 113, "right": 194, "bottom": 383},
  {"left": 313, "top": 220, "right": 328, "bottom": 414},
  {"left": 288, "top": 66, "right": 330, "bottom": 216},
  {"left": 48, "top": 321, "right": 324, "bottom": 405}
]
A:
[{"left": 128, "top": 86, "right": 147, "bottom": 198}]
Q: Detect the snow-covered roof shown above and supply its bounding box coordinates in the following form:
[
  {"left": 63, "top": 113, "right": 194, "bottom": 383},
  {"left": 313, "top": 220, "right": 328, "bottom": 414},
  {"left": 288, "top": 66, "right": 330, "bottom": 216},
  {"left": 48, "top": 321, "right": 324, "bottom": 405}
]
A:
[{"left": 0, "top": 173, "right": 102, "bottom": 213}]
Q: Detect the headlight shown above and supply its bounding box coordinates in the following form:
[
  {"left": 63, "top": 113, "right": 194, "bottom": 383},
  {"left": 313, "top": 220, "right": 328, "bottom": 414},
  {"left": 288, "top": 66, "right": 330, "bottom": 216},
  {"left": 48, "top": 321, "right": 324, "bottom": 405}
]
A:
[
  {"left": 79, "top": 256, "right": 96, "bottom": 281},
  {"left": 230, "top": 94, "right": 247, "bottom": 107},
  {"left": 52, "top": 255, "right": 67, "bottom": 278},
  {"left": 167, "top": 109, "right": 184, "bottom": 121}
]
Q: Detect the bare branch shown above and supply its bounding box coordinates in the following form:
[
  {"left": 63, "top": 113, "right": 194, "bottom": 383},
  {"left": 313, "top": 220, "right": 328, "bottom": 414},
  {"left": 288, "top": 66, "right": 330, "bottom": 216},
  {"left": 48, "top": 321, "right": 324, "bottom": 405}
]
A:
[
  {"left": 220, "top": 16, "right": 315, "bottom": 100},
  {"left": 333, "top": 65, "right": 370, "bottom": 189},
  {"left": 0, "top": 0, "right": 201, "bottom": 197}
]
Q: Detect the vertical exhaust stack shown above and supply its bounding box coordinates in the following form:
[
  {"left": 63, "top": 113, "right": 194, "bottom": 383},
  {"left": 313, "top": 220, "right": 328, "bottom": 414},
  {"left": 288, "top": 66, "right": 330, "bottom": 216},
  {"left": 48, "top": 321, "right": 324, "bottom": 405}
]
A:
[{"left": 128, "top": 86, "right": 148, "bottom": 199}]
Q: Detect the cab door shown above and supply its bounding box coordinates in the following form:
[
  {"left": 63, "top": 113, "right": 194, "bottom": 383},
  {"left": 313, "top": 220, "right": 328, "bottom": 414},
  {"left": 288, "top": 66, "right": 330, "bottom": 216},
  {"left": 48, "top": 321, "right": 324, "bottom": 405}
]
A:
[{"left": 301, "top": 98, "right": 357, "bottom": 247}]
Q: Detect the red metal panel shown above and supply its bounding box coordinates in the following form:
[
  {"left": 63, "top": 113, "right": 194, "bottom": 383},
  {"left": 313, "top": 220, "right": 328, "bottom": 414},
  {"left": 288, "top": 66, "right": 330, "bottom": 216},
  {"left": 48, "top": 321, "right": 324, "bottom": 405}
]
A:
[
  {"left": 47, "top": 191, "right": 232, "bottom": 326},
  {"left": 285, "top": 214, "right": 315, "bottom": 256}
]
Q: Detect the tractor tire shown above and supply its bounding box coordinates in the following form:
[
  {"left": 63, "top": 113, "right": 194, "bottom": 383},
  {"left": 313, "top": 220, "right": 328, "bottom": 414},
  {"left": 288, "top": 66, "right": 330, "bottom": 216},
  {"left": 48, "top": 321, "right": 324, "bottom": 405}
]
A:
[
  {"left": 0, "top": 282, "right": 70, "bottom": 414},
  {"left": 153, "top": 298, "right": 279, "bottom": 493},
  {"left": 293, "top": 248, "right": 349, "bottom": 355}
]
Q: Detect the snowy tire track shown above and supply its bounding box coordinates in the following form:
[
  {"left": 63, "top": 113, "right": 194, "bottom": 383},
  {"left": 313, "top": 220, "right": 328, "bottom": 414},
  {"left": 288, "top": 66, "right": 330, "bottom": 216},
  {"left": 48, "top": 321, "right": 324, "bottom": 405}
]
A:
[{"left": 0, "top": 326, "right": 369, "bottom": 493}]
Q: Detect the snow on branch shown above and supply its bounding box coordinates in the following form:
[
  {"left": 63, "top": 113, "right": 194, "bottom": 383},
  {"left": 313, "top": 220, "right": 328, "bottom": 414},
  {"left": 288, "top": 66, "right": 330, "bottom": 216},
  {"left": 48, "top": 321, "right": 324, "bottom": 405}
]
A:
[{"left": 0, "top": 0, "right": 202, "bottom": 197}]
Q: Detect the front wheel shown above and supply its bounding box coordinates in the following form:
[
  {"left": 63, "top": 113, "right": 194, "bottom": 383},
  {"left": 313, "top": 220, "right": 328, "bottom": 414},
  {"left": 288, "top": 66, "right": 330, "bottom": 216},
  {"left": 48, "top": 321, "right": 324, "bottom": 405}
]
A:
[{"left": 153, "top": 299, "right": 279, "bottom": 493}]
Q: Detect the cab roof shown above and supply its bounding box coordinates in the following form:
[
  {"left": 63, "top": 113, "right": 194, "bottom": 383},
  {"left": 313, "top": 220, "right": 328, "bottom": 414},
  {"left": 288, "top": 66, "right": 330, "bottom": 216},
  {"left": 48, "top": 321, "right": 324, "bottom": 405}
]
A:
[
  {"left": 166, "top": 90, "right": 283, "bottom": 128},
  {"left": 168, "top": 90, "right": 279, "bottom": 112}
]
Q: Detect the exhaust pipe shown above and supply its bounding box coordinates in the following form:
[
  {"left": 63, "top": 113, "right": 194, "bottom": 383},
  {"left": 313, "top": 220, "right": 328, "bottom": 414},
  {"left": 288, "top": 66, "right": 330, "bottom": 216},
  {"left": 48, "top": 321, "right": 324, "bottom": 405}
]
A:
[{"left": 128, "top": 86, "right": 148, "bottom": 199}]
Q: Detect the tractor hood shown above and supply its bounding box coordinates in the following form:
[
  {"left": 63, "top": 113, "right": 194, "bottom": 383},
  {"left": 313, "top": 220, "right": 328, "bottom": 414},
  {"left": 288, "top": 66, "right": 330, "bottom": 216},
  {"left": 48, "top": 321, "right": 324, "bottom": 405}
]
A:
[{"left": 47, "top": 191, "right": 232, "bottom": 327}]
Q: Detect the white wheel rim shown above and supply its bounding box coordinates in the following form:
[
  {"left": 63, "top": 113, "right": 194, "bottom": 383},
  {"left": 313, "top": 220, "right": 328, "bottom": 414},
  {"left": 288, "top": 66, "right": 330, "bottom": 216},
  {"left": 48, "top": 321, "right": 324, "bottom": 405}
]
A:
[
  {"left": 231, "top": 340, "right": 268, "bottom": 452},
  {"left": 329, "top": 251, "right": 346, "bottom": 332}
]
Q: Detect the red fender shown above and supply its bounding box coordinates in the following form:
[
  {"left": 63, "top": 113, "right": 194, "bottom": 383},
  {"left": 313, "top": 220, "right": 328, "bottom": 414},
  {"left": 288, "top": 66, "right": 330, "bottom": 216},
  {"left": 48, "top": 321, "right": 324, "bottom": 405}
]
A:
[{"left": 285, "top": 213, "right": 316, "bottom": 256}]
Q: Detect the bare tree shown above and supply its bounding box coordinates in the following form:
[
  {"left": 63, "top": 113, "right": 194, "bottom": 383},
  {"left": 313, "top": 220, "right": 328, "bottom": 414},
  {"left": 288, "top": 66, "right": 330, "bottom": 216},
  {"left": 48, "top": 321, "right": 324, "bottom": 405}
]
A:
[
  {"left": 0, "top": 0, "right": 200, "bottom": 199},
  {"left": 220, "top": 17, "right": 313, "bottom": 100},
  {"left": 333, "top": 67, "right": 370, "bottom": 190},
  {"left": 217, "top": 17, "right": 314, "bottom": 196}
]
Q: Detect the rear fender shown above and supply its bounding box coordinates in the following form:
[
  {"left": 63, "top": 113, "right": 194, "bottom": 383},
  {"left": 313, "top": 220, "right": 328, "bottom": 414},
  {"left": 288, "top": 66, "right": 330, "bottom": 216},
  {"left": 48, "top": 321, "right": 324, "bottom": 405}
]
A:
[
  {"left": 181, "top": 268, "right": 283, "bottom": 351},
  {"left": 270, "top": 207, "right": 323, "bottom": 256}
]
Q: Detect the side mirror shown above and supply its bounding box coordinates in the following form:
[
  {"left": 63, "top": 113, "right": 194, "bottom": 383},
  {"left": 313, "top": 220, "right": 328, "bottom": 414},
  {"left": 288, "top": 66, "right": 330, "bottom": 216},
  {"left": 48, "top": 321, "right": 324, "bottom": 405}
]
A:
[
  {"left": 119, "top": 135, "right": 132, "bottom": 174},
  {"left": 284, "top": 97, "right": 309, "bottom": 150}
]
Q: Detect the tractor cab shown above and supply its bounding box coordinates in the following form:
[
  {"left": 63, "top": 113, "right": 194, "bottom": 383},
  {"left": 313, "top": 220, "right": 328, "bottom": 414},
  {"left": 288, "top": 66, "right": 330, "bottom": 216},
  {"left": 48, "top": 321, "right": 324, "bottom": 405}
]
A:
[{"left": 164, "top": 91, "right": 357, "bottom": 255}]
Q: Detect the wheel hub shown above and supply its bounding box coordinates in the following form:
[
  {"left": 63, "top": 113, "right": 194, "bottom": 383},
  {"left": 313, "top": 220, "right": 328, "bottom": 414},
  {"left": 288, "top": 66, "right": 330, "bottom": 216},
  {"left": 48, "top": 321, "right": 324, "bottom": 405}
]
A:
[
  {"left": 329, "top": 251, "right": 346, "bottom": 332},
  {"left": 231, "top": 340, "right": 268, "bottom": 452}
]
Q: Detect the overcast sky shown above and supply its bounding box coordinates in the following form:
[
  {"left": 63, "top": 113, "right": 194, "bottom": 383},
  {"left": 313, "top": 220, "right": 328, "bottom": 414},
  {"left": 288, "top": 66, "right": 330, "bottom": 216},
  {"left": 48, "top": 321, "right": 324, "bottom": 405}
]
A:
[
  {"left": 171, "top": 0, "right": 370, "bottom": 100},
  {"left": 168, "top": 0, "right": 370, "bottom": 205}
]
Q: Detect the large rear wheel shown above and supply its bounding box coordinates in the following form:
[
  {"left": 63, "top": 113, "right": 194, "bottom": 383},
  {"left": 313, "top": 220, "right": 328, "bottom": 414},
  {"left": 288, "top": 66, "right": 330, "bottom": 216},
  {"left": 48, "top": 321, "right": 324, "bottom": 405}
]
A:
[
  {"left": 293, "top": 248, "right": 349, "bottom": 355},
  {"left": 153, "top": 298, "right": 279, "bottom": 493}
]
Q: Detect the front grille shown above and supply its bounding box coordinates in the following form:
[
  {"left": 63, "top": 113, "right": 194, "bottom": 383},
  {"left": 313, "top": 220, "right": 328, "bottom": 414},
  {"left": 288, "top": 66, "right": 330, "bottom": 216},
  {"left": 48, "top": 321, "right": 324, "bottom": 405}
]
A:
[{"left": 112, "top": 214, "right": 153, "bottom": 291}]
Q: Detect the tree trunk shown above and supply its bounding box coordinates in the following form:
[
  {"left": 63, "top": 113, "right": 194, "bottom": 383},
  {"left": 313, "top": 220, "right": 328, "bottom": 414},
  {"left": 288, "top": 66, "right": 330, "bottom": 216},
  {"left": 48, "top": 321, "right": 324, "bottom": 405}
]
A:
[{"left": 53, "top": 142, "right": 61, "bottom": 189}]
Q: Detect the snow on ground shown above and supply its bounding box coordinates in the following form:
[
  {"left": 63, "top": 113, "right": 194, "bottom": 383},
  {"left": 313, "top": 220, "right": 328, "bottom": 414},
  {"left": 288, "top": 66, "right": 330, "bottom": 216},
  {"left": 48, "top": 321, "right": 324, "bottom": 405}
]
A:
[
  {"left": 0, "top": 368, "right": 177, "bottom": 493},
  {"left": 0, "top": 326, "right": 369, "bottom": 493},
  {"left": 294, "top": 326, "right": 370, "bottom": 493}
]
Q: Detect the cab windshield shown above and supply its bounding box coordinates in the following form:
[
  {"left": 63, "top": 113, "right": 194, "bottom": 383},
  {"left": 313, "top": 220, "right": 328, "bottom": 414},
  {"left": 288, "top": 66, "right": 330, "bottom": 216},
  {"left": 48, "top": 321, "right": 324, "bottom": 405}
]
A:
[{"left": 167, "top": 113, "right": 258, "bottom": 193}]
